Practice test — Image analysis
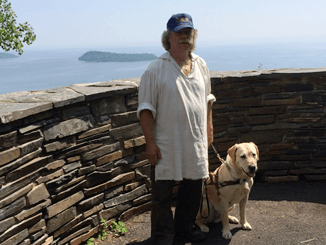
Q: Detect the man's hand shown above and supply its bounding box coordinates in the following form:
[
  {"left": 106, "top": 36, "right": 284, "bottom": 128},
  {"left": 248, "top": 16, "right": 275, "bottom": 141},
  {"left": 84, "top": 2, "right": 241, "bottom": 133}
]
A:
[
  {"left": 146, "top": 141, "right": 162, "bottom": 166},
  {"left": 139, "top": 109, "right": 162, "bottom": 166}
]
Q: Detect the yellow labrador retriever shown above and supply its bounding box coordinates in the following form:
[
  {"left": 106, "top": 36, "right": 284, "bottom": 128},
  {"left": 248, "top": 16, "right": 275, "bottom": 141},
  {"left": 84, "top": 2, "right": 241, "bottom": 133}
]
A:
[{"left": 196, "top": 142, "right": 259, "bottom": 239}]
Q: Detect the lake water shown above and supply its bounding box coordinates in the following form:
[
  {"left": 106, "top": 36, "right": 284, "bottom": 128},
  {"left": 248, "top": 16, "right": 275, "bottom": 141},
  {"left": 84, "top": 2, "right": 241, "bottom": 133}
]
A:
[{"left": 1, "top": 42, "right": 325, "bottom": 94}]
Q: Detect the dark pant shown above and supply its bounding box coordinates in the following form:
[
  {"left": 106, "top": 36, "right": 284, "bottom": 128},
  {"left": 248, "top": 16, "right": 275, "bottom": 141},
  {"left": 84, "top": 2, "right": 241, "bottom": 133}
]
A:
[{"left": 151, "top": 167, "right": 203, "bottom": 245}]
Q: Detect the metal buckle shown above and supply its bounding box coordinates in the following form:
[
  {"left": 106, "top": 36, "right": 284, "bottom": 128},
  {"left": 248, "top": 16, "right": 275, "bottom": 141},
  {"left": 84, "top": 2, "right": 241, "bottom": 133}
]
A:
[
  {"left": 239, "top": 179, "right": 246, "bottom": 184},
  {"left": 218, "top": 181, "right": 224, "bottom": 187}
]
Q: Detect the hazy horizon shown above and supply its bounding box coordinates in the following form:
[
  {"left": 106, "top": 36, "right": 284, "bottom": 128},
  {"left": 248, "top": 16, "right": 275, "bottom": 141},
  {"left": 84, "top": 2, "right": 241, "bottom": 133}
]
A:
[{"left": 3, "top": 39, "right": 326, "bottom": 56}]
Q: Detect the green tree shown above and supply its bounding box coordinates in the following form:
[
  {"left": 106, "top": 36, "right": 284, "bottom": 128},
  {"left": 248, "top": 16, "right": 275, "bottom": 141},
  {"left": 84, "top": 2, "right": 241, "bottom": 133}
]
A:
[{"left": 0, "top": 0, "right": 36, "bottom": 55}]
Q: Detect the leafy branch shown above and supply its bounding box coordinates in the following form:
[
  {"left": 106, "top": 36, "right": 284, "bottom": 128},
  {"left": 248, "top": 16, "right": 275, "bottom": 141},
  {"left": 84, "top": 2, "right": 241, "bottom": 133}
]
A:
[{"left": 0, "top": 0, "right": 36, "bottom": 54}]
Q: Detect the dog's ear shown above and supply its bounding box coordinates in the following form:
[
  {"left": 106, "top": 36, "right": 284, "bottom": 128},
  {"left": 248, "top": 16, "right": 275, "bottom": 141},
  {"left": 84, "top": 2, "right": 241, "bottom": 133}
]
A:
[
  {"left": 209, "top": 172, "right": 216, "bottom": 183},
  {"left": 250, "top": 142, "right": 259, "bottom": 160},
  {"left": 227, "top": 144, "right": 238, "bottom": 162}
]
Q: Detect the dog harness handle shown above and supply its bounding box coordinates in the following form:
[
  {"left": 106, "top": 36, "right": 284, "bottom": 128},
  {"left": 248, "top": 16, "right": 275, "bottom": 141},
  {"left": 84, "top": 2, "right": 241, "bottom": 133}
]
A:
[{"left": 200, "top": 179, "right": 210, "bottom": 219}]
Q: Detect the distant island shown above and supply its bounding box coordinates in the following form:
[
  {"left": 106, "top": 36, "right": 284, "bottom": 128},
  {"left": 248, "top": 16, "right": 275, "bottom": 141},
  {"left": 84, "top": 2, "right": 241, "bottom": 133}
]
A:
[
  {"left": 78, "top": 51, "right": 157, "bottom": 62},
  {"left": 0, "top": 53, "right": 18, "bottom": 59}
]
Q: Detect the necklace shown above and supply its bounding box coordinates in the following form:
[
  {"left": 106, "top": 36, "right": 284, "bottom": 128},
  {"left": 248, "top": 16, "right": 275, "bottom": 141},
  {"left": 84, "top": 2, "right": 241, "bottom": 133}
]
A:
[{"left": 183, "top": 61, "right": 191, "bottom": 72}]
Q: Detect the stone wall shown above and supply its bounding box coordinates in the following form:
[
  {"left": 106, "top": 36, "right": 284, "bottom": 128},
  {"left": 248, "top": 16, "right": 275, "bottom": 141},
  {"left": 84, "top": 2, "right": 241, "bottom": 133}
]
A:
[
  {"left": 0, "top": 79, "right": 149, "bottom": 245},
  {"left": 209, "top": 68, "right": 326, "bottom": 182},
  {"left": 0, "top": 68, "right": 326, "bottom": 244}
]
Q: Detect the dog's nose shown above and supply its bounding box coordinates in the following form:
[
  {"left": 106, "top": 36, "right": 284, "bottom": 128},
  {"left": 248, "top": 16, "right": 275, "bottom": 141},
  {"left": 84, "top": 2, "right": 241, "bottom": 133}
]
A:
[{"left": 249, "top": 165, "right": 257, "bottom": 172}]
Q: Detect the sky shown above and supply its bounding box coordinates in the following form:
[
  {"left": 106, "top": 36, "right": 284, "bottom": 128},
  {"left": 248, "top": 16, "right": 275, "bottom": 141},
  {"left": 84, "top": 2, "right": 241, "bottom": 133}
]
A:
[{"left": 5, "top": 0, "right": 326, "bottom": 50}]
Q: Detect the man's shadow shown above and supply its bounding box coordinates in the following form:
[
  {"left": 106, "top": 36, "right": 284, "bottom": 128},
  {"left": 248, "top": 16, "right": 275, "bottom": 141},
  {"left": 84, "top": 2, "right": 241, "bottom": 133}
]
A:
[{"left": 126, "top": 222, "right": 241, "bottom": 245}]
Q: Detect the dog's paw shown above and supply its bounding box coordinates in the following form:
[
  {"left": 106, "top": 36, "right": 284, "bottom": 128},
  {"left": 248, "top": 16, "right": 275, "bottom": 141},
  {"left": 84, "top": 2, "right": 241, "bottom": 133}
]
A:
[
  {"left": 242, "top": 222, "right": 252, "bottom": 230},
  {"left": 199, "top": 224, "right": 210, "bottom": 233},
  {"left": 222, "top": 229, "right": 232, "bottom": 239},
  {"left": 228, "top": 215, "right": 239, "bottom": 224}
]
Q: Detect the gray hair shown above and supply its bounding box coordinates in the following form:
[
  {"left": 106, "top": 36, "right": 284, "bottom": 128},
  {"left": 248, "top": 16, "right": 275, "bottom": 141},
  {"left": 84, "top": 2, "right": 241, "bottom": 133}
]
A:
[{"left": 161, "top": 29, "right": 198, "bottom": 52}]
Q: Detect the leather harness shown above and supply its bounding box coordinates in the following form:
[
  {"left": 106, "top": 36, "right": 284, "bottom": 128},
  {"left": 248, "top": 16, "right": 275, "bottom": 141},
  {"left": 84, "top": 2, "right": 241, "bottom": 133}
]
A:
[{"left": 213, "top": 166, "right": 248, "bottom": 196}]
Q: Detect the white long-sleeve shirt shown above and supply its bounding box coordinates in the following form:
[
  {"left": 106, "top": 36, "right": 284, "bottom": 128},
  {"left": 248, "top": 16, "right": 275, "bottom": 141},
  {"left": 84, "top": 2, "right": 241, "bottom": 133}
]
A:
[{"left": 137, "top": 52, "right": 216, "bottom": 181}]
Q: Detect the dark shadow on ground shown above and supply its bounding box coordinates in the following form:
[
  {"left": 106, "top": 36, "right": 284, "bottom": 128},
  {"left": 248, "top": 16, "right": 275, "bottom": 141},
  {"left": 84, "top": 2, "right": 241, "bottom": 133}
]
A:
[
  {"left": 126, "top": 224, "right": 243, "bottom": 245},
  {"left": 249, "top": 181, "right": 326, "bottom": 204}
]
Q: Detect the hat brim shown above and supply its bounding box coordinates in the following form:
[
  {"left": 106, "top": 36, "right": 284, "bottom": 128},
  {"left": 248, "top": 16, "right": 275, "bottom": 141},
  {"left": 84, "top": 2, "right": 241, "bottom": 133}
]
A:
[{"left": 171, "top": 25, "right": 194, "bottom": 32}]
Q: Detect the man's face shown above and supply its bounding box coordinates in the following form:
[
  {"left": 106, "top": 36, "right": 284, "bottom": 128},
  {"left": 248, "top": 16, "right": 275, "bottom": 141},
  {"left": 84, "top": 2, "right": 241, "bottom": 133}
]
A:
[{"left": 169, "top": 28, "right": 194, "bottom": 51}]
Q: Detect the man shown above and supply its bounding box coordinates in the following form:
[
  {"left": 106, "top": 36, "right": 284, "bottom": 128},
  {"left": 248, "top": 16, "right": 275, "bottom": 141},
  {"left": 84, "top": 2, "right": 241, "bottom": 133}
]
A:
[{"left": 137, "top": 13, "right": 215, "bottom": 244}]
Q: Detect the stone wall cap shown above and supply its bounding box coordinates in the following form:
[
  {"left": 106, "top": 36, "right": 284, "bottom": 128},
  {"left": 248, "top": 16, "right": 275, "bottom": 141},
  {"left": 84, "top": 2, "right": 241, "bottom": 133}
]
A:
[
  {"left": 73, "top": 78, "right": 140, "bottom": 88},
  {"left": 70, "top": 79, "right": 139, "bottom": 101},
  {"left": 210, "top": 70, "right": 262, "bottom": 78},
  {"left": 268, "top": 67, "right": 326, "bottom": 74},
  {"left": 209, "top": 67, "right": 326, "bottom": 78},
  {"left": 0, "top": 78, "right": 140, "bottom": 124},
  {"left": 0, "top": 87, "right": 85, "bottom": 108},
  {"left": 0, "top": 102, "right": 53, "bottom": 124}
]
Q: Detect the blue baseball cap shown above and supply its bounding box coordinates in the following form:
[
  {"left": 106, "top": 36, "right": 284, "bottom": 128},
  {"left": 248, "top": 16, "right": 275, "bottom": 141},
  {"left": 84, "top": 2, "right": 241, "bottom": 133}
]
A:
[{"left": 167, "top": 13, "right": 194, "bottom": 32}]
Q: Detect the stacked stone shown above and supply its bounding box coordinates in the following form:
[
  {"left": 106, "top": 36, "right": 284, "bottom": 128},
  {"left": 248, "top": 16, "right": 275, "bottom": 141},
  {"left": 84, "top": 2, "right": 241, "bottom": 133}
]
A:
[
  {"left": 0, "top": 79, "right": 152, "bottom": 245},
  {"left": 1, "top": 68, "right": 326, "bottom": 245},
  {"left": 210, "top": 68, "right": 326, "bottom": 182}
]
